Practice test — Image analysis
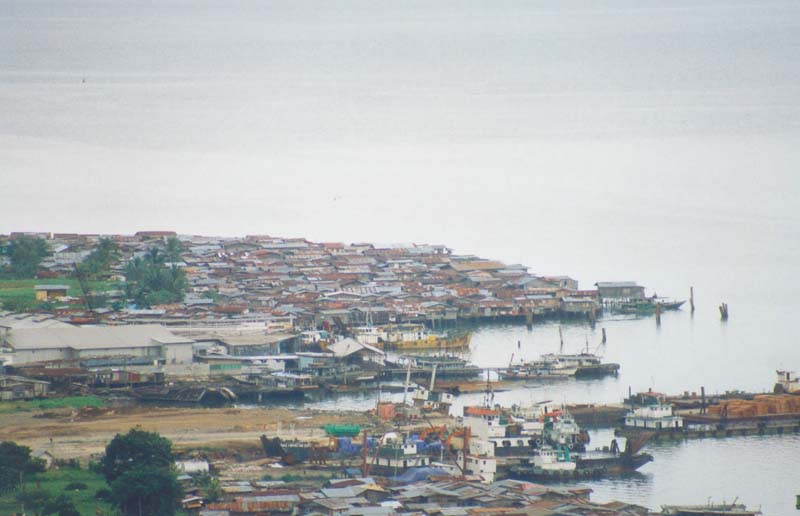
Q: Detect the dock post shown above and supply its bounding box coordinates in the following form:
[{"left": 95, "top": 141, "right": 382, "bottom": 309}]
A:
[
  {"left": 701, "top": 386, "right": 706, "bottom": 414},
  {"left": 690, "top": 287, "right": 695, "bottom": 314},
  {"left": 719, "top": 303, "right": 729, "bottom": 321},
  {"left": 602, "top": 328, "right": 607, "bottom": 344},
  {"left": 526, "top": 310, "right": 533, "bottom": 329},
  {"left": 655, "top": 303, "right": 662, "bottom": 325}
]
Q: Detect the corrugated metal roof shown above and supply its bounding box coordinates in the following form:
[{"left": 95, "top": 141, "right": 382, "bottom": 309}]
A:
[{"left": 6, "top": 325, "right": 193, "bottom": 351}]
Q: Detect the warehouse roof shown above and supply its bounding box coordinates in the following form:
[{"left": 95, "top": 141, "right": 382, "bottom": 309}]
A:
[
  {"left": 5, "top": 325, "right": 194, "bottom": 351},
  {"left": 0, "top": 313, "right": 73, "bottom": 330},
  {"left": 327, "top": 338, "right": 384, "bottom": 358}
]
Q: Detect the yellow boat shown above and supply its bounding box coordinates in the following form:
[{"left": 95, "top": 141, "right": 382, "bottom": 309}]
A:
[
  {"left": 353, "top": 324, "right": 471, "bottom": 351},
  {"left": 384, "top": 333, "right": 471, "bottom": 351}
]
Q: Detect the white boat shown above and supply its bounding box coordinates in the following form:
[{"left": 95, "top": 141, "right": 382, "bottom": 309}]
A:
[
  {"left": 624, "top": 403, "right": 684, "bottom": 432},
  {"left": 531, "top": 446, "right": 577, "bottom": 471}
]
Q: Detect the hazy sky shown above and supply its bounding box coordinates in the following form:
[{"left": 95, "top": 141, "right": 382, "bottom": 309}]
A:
[{"left": 2, "top": 0, "right": 799, "bottom": 274}]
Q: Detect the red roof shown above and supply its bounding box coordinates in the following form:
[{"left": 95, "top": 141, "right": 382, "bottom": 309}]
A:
[{"left": 464, "top": 406, "right": 499, "bottom": 417}]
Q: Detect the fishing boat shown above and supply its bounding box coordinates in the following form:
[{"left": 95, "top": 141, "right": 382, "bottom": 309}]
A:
[
  {"left": 500, "top": 353, "right": 618, "bottom": 380},
  {"left": 383, "top": 354, "right": 481, "bottom": 381},
  {"left": 658, "top": 503, "right": 762, "bottom": 515},
  {"left": 501, "top": 329, "right": 618, "bottom": 381},
  {"left": 541, "top": 352, "right": 620, "bottom": 378},
  {"left": 605, "top": 297, "right": 686, "bottom": 314},
  {"left": 354, "top": 324, "right": 471, "bottom": 351}
]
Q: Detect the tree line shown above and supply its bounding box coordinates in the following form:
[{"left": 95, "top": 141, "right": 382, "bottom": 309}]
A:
[
  {"left": 1, "top": 429, "right": 189, "bottom": 515},
  {"left": 1, "top": 235, "right": 187, "bottom": 310}
]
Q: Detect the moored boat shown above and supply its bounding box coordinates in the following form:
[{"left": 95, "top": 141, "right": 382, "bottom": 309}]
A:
[
  {"left": 506, "top": 441, "right": 652, "bottom": 482},
  {"left": 354, "top": 324, "right": 471, "bottom": 351}
]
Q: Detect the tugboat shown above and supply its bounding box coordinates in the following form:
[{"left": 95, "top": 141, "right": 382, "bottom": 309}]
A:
[
  {"left": 507, "top": 435, "right": 653, "bottom": 481},
  {"left": 617, "top": 397, "right": 684, "bottom": 438}
]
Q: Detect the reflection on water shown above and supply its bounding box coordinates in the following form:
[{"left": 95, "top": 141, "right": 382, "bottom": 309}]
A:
[
  {"left": 300, "top": 315, "right": 800, "bottom": 515},
  {"left": 580, "top": 430, "right": 799, "bottom": 516}
]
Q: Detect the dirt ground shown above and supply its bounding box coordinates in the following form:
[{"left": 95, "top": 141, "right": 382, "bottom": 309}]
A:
[{"left": 0, "top": 405, "right": 379, "bottom": 460}]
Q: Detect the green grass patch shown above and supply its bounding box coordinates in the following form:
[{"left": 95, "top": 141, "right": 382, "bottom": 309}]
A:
[
  {"left": 0, "top": 396, "right": 106, "bottom": 414},
  {"left": 0, "top": 467, "right": 116, "bottom": 516},
  {"left": 0, "top": 278, "right": 122, "bottom": 311},
  {"left": 0, "top": 278, "right": 120, "bottom": 310}
]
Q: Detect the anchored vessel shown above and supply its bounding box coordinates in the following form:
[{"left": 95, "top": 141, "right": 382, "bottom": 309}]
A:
[
  {"left": 354, "top": 324, "right": 471, "bottom": 352},
  {"left": 658, "top": 503, "right": 762, "bottom": 515},
  {"left": 506, "top": 439, "right": 652, "bottom": 481},
  {"left": 501, "top": 352, "right": 619, "bottom": 380}
]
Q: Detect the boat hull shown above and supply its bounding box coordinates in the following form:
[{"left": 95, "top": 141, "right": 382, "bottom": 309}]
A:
[
  {"left": 505, "top": 453, "right": 652, "bottom": 482},
  {"left": 379, "top": 334, "right": 471, "bottom": 351}
]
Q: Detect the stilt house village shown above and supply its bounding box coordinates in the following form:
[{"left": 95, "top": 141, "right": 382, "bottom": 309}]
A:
[{"left": 0, "top": 231, "right": 770, "bottom": 516}]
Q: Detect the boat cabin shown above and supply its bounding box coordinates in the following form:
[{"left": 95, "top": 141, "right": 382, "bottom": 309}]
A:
[{"left": 625, "top": 404, "right": 684, "bottom": 430}]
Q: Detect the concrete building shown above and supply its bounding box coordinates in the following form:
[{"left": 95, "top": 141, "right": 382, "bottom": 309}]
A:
[{"left": 2, "top": 325, "right": 195, "bottom": 365}]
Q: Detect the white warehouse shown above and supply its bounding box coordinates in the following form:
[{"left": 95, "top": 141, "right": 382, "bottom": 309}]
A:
[{"left": 2, "top": 325, "right": 195, "bottom": 365}]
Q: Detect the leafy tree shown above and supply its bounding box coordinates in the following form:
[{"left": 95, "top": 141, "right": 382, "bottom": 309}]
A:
[
  {"left": 164, "top": 236, "right": 184, "bottom": 263},
  {"left": 101, "top": 429, "right": 174, "bottom": 483},
  {"left": 102, "top": 429, "right": 180, "bottom": 516},
  {"left": 78, "top": 238, "right": 120, "bottom": 278},
  {"left": 0, "top": 441, "right": 46, "bottom": 492},
  {"left": 110, "top": 465, "right": 181, "bottom": 516},
  {"left": 124, "top": 249, "right": 187, "bottom": 307},
  {"left": 15, "top": 488, "right": 52, "bottom": 516},
  {"left": 144, "top": 289, "right": 178, "bottom": 306},
  {"left": 8, "top": 236, "right": 51, "bottom": 278},
  {"left": 204, "top": 476, "right": 223, "bottom": 502},
  {"left": 43, "top": 494, "right": 80, "bottom": 516}
]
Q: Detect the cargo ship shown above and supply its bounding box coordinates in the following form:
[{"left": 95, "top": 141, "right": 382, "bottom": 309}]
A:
[{"left": 354, "top": 324, "right": 471, "bottom": 352}]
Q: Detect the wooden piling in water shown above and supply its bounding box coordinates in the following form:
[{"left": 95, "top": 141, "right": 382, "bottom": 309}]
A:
[
  {"left": 701, "top": 386, "right": 706, "bottom": 414},
  {"left": 655, "top": 303, "right": 662, "bottom": 325},
  {"left": 690, "top": 286, "right": 695, "bottom": 314},
  {"left": 719, "top": 302, "right": 729, "bottom": 321},
  {"left": 602, "top": 328, "right": 607, "bottom": 344}
]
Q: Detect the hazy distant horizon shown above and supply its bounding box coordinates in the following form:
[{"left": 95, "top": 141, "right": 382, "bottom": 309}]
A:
[{"left": 3, "top": 0, "right": 800, "bottom": 285}]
